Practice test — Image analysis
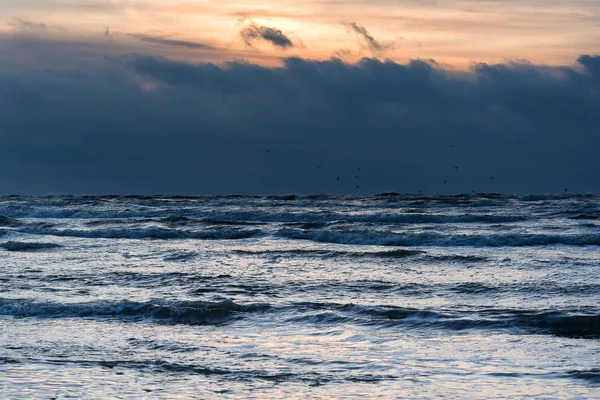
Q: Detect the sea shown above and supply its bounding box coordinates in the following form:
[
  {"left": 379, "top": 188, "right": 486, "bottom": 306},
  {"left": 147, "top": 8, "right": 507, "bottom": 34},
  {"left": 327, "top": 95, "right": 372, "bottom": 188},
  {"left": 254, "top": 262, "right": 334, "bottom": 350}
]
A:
[{"left": 1, "top": 194, "right": 599, "bottom": 399}]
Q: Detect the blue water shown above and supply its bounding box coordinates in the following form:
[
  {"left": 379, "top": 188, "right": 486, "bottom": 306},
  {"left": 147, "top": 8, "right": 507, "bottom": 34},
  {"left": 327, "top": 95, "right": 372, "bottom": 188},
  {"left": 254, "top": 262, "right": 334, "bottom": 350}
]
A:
[{"left": 1, "top": 194, "right": 599, "bottom": 398}]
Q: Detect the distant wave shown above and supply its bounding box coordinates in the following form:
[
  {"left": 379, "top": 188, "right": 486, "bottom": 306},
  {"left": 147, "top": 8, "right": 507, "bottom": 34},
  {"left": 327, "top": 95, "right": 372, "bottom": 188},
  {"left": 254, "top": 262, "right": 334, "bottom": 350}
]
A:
[
  {"left": 285, "top": 302, "right": 600, "bottom": 338},
  {"left": 426, "top": 254, "right": 489, "bottom": 262},
  {"left": 1, "top": 205, "right": 531, "bottom": 224},
  {"left": 0, "top": 216, "right": 22, "bottom": 227},
  {"left": 84, "top": 216, "right": 261, "bottom": 227},
  {"left": 567, "top": 369, "right": 600, "bottom": 384},
  {"left": 233, "top": 248, "right": 423, "bottom": 259},
  {"left": 0, "top": 298, "right": 269, "bottom": 324},
  {"left": 276, "top": 228, "right": 600, "bottom": 247},
  {"left": 3, "top": 298, "right": 597, "bottom": 338},
  {"left": 570, "top": 214, "right": 599, "bottom": 220},
  {"left": 19, "top": 227, "right": 262, "bottom": 240},
  {"left": 519, "top": 194, "right": 573, "bottom": 201},
  {"left": 187, "top": 211, "right": 530, "bottom": 225},
  {"left": 163, "top": 251, "right": 198, "bottom": 262},
  {"left": 0, "top": 241, "right": 62, "bottom": 252}
]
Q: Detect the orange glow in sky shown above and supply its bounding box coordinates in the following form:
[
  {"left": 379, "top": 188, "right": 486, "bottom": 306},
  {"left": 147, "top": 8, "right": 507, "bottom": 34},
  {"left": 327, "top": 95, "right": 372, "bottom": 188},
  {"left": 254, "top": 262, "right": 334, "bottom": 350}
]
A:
[{"left": 2, "top": 0, "right": 599, "bottom": 67}]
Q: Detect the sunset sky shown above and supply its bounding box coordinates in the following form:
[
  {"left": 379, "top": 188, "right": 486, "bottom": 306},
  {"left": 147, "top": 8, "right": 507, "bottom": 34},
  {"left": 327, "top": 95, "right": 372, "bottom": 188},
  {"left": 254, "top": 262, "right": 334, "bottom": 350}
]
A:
[
  {"left": 1, "top": 1, "right": 599, "bottom": 194},
  {"left": 3, "top": 0, "right": 600, "bottom": 67}
]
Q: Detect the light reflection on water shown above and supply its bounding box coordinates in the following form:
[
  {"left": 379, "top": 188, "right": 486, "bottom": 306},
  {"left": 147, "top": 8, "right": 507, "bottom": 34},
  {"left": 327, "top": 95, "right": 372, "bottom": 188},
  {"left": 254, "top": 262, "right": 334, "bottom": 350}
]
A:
[{"left": 1, "top": 195, "right": 599, "bottom": 398}]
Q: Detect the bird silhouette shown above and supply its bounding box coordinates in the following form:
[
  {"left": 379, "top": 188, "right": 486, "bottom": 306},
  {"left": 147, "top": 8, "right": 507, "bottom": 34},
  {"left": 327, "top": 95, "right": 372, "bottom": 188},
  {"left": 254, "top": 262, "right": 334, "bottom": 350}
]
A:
[
  {"left": 355, "top": 185, "right": 360, "bottom": 189},
  {"left": 565, "top": 188, "right": 568, "bottom": 192},
  {"left": 443, "top": 179, "right": 448, "bottom": 184},
  {"left": 357, "top": 168, "right": 362, "bottom": 172},
  {"left": 450, "top": 144, "right": 456, "bottom": 148},
  {"left": 265, "top": 149, "right": 272, "bottom": 153},
  {"left": 337, "top": 176, "right": 340, "bottom": 181},
  {"left": 317, "top": 165, "right": 323, "bottom": 169},
  {"left": 489, "top": 176, "right": 494, "bottom": 180},
  {"left": 454, "top": 166, "right": 459, "bottom": 171},
  {"left": 354, "top": 176, "right": 360, "bottom": 179}
]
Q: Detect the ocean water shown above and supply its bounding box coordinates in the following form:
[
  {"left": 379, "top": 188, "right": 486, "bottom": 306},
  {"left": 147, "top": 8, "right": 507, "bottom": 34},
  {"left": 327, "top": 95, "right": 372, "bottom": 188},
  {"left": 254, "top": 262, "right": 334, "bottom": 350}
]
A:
[{"left": 1, "top": 194, "right": 599, "bottom": 399}]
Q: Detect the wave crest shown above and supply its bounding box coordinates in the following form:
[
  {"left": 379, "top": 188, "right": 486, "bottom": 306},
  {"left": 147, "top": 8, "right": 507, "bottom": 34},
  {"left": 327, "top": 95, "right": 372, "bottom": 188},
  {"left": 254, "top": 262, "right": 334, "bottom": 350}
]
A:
[
  {"left": 0, "top": 241, "right": 62, "bottom": 252},
  {"left": 276, "top": 228, "right": 600, "bottom": 247},
  {"left": 0, "top": 298, "right": 269, "bottom": 324}
]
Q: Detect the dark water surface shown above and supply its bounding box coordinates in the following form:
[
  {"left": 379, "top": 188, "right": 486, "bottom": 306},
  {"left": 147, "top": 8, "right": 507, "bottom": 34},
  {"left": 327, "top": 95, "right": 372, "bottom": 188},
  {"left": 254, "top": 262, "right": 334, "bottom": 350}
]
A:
[{"left": 1, "top": 194, "right": 599, "bottom": 398}]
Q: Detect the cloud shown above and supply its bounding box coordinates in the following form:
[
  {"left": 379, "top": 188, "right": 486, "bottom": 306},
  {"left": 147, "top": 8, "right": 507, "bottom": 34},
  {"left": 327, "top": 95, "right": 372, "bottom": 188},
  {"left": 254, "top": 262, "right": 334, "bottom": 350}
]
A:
[
  {"left": 240, "top": 23, "right": 295, "bottom": 49},
  {"left": 345, "top": 21, "right": 396, "bottom": 52},
  {"left": 128, "top": 33, "right": 213, "bottom": 50},
  {"left": 0, "top": 41, "right": 599, "bottom": 194},
  {"left": 577, "top": 54, "right": 600, "bottom": 78},
  {"left": 8, "top": 18, "right": 52, "bottom": 32}
]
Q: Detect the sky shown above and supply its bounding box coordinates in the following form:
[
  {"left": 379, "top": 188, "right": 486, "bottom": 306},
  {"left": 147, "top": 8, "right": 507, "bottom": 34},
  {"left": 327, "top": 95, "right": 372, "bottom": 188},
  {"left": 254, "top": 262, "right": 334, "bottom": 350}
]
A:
[{"left": 1, "top": 1, "right": 599, "bottom": 194}]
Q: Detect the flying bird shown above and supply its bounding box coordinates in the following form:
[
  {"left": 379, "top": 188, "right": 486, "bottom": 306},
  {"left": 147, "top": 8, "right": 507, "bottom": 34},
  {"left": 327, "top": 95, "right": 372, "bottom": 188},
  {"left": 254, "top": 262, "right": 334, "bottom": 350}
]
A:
[
  {"left": 357, "top": 168, "right": 362, "bottom": 172},
  {"left": 337, "top": 176, "right": 340, "bottom": 181},
  {"left": 355, "top": 185, "right": 360, "bottom": 189},
  {"left": 265, "top": 149, "right": 272, "bottom": 153},
  {"left": 354, "top": 176, "right": 360, "bottom": 179},
  {"left": 490, "top": 176, "right": 494, "bottom": 180},
  {"left": 444, "top": 179, "right": 448, "bottom": 184},
  {"left": 565, "top": 188, "right": 568, "bottom": 192},
  {"left": 454, "top": 166, "right": 459, "bottom": 171},
  {"left": 317, "top": 164, "right": 323, "bottom": 169}
]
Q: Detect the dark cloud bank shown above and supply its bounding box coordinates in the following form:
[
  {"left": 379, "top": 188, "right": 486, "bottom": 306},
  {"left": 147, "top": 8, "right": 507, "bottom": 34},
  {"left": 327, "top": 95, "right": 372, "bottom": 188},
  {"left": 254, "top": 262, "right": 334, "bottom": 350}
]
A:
[{"left": 0, "top": 45, "right": 599, "bottom": 194}]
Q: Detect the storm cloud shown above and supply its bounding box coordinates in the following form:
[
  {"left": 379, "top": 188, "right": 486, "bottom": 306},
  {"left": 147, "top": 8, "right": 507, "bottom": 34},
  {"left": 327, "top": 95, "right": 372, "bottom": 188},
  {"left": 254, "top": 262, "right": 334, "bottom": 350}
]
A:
[
  {"left": 240, "top": 23, "right": 295, "bottom": 48},
  {"left": 0, "top": 41, "right": 599, "bottom": 194}
]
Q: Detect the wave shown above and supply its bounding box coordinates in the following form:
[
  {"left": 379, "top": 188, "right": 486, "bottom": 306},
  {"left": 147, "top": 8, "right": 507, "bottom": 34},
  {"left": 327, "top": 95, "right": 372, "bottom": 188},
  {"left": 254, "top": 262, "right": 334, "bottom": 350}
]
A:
[
  {"left": 38, "top": 358, "right": 389, "bottom": 383},
  {"left": 276, "top": 228, "right": 600, "bottom": 247},
  {"left": 2, "top": 297, "right": 598, "bottom": 338},
  {"left": 570, "top": 214, "right": 599, "bottom": 220},
  {"left": 19, "top": 227, "right": 262, "bottom": 240},
  {"left": 264, "top": 195, "right": 297, "bottom": 201},
  {"left": 0, "top": 241, "right": 62, "bottom": 252},
  {"left": 519, "top": 194, "right": 573, "bottom": 201},
  {"left": 426, "top": 254, "right": 489, "bottom": 262},
  {"left": 0, "top": 216, "right": 22, "bottom": 227},
  {"left": 84, "top": 216, "right": 262, "bottom": 228},
  {"left": 163, "top": 251, "right": 198, "bottom": 262},
  {"left": 567, "top": 369, "right": 600, "bottom": 384},
  {"left": 285, "top": 302, "right": 600, "bottom": 338},
  {"left": 232, "top": 248, "right": 423, "bottom": 259},
  {"left": 0, "top": 298, "right": 269, "bottom": 324},
  {"left": 2, "top": 204, "right": 531, "bottom": 225},
  {"left": 208, "top": 211, "right": 528, "bottom": 224}
]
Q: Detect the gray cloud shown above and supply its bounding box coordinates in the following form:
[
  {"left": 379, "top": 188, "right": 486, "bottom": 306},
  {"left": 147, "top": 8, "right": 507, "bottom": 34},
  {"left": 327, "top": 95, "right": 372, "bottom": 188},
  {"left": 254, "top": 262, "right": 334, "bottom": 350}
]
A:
[
  {"left": 129, "top": 33, "right": 213, "bottom": 49},
  {"left": 240, "top": 23, "right": 295, "bottom": 49},
  {"left": 0, "top": 42, "right": 599, "bottom": 194},
  {"left": 8, "top": 18, "right": 51, "bottom": 32},
  {"left": 346, "top": 21, "right": 396, "bottom": 52}
]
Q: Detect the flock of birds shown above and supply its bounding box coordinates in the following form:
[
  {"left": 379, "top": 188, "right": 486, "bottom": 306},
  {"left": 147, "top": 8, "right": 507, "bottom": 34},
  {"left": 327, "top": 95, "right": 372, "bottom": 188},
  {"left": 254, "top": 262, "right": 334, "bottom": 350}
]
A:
[{"left": 264, "top": 146, "right": 569, "bottom": 193}]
